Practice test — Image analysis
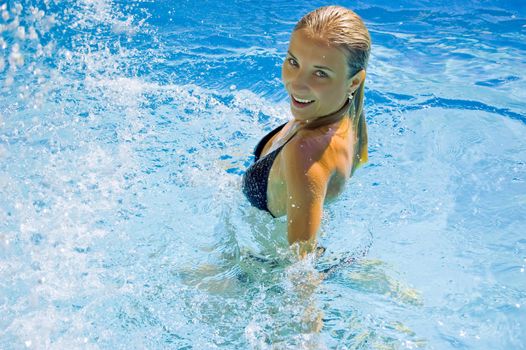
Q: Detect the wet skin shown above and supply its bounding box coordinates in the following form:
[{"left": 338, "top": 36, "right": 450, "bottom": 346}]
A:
[{"left": 259, "top": 28, "right": 366, "bottom": 253}]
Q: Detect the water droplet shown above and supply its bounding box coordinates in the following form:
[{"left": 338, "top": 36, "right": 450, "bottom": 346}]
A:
[
  {"left": 9, "top": 43, "right": 24, "bottom": 67},
  {"left": 16, "top": 26, "right": 26, "bottom": 40},
  {"left": 13, "top": 3, "right": 23, "bottom": 15},
  {"left": 5, "top": 74, "right": 14, "bottom": 86},
  {"left": 28, "top": 26, "right": 38, "bottom": 40}
]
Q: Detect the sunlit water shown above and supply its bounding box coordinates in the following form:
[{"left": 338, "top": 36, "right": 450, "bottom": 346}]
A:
[{"left": 1, "top": 0, "right": 525, "bottom": 349}]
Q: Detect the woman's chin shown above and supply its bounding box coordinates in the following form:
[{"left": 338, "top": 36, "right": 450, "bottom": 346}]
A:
[
  {"left": 291, "top": 114, "right": 311, "bottom": 123},
  {"left": 290, "top": 108, "right": 315, "bottom": 122}
]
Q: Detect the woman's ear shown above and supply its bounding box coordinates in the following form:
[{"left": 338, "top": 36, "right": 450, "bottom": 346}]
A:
[{"left": 347, "top": 69, "right": 366, "bottom": 96}]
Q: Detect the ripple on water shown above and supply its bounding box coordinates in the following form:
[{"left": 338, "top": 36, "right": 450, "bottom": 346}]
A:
[{"left": 1, "top": 0, "right": 526, "bottom": 349}]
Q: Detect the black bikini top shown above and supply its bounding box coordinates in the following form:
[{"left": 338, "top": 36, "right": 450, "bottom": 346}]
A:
[{"left": 242, "top": 98, "right": 352, "bottom": 215}]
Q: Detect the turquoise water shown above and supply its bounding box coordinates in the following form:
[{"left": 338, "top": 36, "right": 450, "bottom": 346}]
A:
[{"left": 1, "top": 0, "right": 525, "bottom": 349}]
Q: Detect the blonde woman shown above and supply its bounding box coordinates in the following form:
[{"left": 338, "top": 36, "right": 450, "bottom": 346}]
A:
[{"left": 242, "top": 6, "right": 371, "bottom": 255}]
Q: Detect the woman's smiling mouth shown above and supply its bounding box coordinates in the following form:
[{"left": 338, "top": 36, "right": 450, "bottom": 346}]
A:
[{"left": 291, "top": 94, "right": 315, "bottom": 108}]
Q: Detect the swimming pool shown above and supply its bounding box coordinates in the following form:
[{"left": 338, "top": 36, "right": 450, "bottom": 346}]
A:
[{"left": 1, "top": 0, "right": 525, "bottom": 348}]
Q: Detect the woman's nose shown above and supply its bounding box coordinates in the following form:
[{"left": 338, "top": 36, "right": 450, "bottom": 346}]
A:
[
  {"left": 290, "top": 72, "right": 309, "bottom": 92},
  {"left": 290, "top": 82, "right": 309, "bottom": 95}
]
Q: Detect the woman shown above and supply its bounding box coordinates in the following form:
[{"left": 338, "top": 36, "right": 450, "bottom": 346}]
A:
[{"left": 242, "top": 6, "right": 371, "bottom": 255}]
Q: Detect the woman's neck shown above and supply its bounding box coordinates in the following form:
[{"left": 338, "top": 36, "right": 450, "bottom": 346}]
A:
[{"left": 297, "top": 98, "right": 351, "bottom": 130}]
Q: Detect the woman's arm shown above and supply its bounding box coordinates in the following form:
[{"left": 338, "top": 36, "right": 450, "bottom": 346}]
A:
[{"left": 282, "top": 136, "right": 331, "bottom": 254}]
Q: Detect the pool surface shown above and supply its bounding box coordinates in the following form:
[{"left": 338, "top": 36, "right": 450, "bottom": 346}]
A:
[{"left": 1, "top": 0, "right": 525, "bottom": 349}]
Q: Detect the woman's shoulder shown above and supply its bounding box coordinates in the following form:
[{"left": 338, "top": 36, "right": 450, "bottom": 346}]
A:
[
  {"left": 287, "top": 121, "right": 353, "bottom": 169},
  {"left": 282, "top": 129, "right": 336, "bottom": 168},
  {"left": 287, "top": 128, "right": 328, "bottom": 153},
  {"left": 300, "top": 119, "right": 350, "bottom": 149}
]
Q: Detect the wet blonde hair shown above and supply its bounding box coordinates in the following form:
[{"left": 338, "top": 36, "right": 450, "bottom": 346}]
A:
[{"left": 294, "top": 6, "right": 371, "bottom": 172}]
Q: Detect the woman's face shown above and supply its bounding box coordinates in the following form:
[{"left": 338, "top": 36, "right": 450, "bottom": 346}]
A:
[{"left": 282, "top": 28, "right": 355, "bottom": 122}]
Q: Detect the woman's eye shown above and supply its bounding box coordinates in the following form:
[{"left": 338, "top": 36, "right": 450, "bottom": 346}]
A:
[
  {"left": 315, "top": 70, "right": 328, "bottom": 78},
  {"left": 288, "top": 58, "right": 298, "bottom": 67}
]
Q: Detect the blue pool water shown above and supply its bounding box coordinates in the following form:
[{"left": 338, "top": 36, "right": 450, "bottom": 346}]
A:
[{"left": 1, "top": 0, "right": 525, "bottom": 349}]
